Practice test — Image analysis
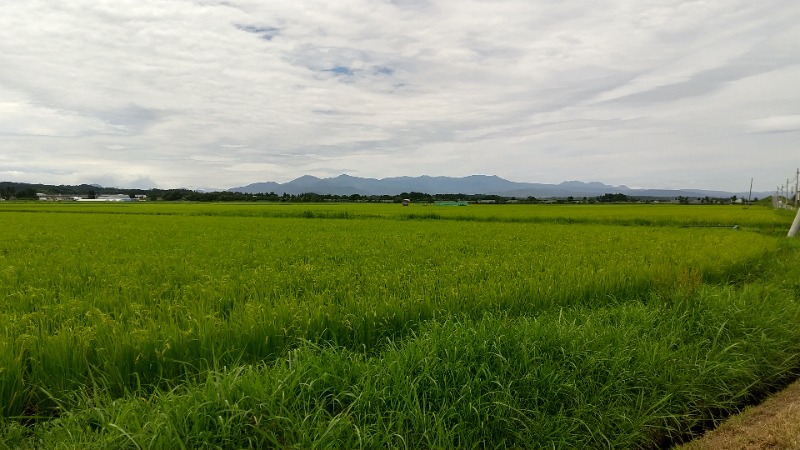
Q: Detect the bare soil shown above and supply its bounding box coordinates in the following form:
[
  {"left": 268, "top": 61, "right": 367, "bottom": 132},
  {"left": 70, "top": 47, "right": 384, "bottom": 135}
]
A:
[{"left": 675, "top": 379, "right": 800, "bottom": 450}]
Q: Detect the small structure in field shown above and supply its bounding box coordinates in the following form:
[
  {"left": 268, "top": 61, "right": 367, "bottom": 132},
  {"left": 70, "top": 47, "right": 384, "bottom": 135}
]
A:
[
  {"left": 402, "top": 198, "right": 410, "bottom": 206},
  {"left": 77, "top": 194, "right": 136, "bottom": 202}
]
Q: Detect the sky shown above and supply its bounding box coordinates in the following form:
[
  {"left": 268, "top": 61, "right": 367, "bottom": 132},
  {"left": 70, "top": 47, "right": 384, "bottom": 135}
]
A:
[{"left": 1, "top": 0, "right": 799, "bottom": 192}]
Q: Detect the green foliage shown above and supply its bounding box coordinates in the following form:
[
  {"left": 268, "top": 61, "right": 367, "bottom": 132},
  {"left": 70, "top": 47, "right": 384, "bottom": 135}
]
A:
[
  {"left": 597, "top": 192, "right": 629, "bottom": 202},
  {"left": 0, "top": 202, "right": 798, "bottom": 448}
]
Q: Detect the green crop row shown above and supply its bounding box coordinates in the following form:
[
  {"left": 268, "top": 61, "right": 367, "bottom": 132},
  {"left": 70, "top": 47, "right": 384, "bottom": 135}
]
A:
[{"left": 1, "top": 202, "right": 793, "bottom": 231}]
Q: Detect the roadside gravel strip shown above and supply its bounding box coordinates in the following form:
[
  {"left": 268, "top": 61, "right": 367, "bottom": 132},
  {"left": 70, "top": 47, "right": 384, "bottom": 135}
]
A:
[{"left": 676, "top": 379, "right": 800, "bottom": 450}]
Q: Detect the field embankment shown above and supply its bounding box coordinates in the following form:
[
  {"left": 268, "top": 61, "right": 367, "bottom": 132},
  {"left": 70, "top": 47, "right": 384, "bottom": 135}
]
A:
[{"left": 675, "top": 378, "right": 800, "bottom": 450}]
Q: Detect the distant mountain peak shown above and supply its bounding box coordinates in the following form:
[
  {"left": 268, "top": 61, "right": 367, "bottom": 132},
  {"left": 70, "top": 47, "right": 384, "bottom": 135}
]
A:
[
  {"left": 291, "top": 175, "right": 321, "bottom": 183},
  {"left": 466, "top": 174, "right": 500, "bottom": 179},
  {"left": 227, "top": 174, "right": 763, "bottom": 199}
]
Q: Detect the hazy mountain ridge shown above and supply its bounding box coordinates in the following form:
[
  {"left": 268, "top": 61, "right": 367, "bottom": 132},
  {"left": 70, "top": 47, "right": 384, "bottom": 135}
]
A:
[{"left": 229, "top": 175, "right": 768, "bottom": 199}]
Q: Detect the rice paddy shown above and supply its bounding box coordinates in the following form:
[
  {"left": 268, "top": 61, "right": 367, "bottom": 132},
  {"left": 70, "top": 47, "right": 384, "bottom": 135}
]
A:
[{"left": 1, "top": 202, "right": 798, "bottom": 448}]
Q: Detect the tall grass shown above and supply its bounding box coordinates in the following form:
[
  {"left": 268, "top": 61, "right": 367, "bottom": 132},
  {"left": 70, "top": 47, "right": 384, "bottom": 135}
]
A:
[{"left": 6, "top": 249, "right": 800, "bottom": 448}]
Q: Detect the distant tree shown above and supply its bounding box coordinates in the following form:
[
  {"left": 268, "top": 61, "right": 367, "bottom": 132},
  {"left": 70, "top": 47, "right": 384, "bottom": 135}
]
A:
[
  {"left": 183, "top": 191, "right": 204, "bottom": 201},
  {"left": 162, "top": 190, "right": 185, "bottom": 201},
  {"left": 15, "top": 188, "right": 38, "bottom": 199},
  {"left": 597, "top": 193, "right": 628, "bottom": 203},
  {"left": 296, "top": 192, "right": 323, "bottom": 202}
]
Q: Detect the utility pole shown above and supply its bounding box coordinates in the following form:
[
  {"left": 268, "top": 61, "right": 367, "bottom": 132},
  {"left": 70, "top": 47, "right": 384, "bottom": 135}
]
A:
[
  {"left": 787, "top": 169, "right": 800, "bottom": 238},
  {"left": 789, "top": 206, "right": 800, "bottom": 237},
  {"left": 784, "top": 182, "right": 789, "bottom": 207}
]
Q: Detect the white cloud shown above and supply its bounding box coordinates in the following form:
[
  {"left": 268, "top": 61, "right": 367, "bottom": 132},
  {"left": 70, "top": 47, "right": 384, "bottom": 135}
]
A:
[
  {"left": 749, "top": 115, "right": 800, "bottom": 133},
  {"left": 0, "top": 0, "right": 798, "bottom": 190}
]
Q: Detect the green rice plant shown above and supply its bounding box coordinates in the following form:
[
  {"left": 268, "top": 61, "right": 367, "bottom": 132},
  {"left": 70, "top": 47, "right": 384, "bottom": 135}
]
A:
[
  {"left": 1, "top": 201, "right": 792, "bottom": 231},
  {"left": 0, "top": 340, "right": 27, "bottom": 419},
  {"left": 0, "top": 203, "right": 797, "bottom": 449},
  {"left": 0, "top": 207, "right": 785, "bottom": 419},
  {"left": 13, "top": 257, "right": 800, "bottom": 449}
]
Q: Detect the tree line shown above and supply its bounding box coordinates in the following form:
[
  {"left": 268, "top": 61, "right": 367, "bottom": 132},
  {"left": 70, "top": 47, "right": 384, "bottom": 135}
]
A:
[{"left": 1, "top": 182, "right": 744, "bottom": 204}]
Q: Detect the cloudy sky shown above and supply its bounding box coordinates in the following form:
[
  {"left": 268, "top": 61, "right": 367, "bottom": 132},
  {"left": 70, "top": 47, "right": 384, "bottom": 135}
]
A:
[{"left": 1, "top": 0, "right": 799, "bottom": 191}]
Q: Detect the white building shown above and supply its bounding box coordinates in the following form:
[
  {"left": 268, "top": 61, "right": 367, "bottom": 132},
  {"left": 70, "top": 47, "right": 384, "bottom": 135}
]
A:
[{"left": 77, "top": 194, "right": 136, "bottom": 202}]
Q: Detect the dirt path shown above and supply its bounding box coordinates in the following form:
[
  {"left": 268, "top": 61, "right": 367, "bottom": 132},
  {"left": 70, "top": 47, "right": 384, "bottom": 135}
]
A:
[{"left": 675, "top": 379, "right": 800, "bottom": 450}]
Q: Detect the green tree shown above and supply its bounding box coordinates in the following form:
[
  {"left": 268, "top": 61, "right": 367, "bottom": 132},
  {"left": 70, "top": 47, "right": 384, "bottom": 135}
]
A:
[{"left": 15, "top": 188, "right": 38, "bottom": 199}]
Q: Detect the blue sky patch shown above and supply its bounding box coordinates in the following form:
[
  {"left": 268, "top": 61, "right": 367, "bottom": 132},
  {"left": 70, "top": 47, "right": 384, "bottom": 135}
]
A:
[
  {"left": 373, "top": 66, "right": 394, "bottom": 76},
  {"left": 234, "top": 23, "right": 279, "bottom": 40},
  {"left": 326, "top": 66, "right": 354, "bottom": 76}
]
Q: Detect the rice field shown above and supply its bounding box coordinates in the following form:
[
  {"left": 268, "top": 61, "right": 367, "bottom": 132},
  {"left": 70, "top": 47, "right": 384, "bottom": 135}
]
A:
[{"left": 1, "top": 202, "right": 799, "bottom": 449}]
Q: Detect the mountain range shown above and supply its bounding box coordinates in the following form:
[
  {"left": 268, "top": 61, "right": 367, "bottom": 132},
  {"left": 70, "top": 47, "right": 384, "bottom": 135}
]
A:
[{"left": 229, "top": 175, "right": 769, "bottom": 199}]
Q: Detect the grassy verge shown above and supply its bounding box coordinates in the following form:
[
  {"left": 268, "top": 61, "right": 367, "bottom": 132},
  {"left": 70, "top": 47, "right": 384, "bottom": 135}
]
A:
[{"left": 674, "top": 379, "right": 800, "bottom": 450}]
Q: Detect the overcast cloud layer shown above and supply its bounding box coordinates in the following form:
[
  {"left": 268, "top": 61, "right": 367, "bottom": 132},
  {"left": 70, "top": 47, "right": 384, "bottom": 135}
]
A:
[{"left": 1, "top": 0, "right": 799, "bottom": 191}]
